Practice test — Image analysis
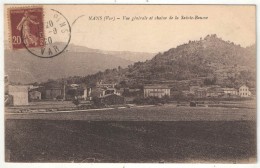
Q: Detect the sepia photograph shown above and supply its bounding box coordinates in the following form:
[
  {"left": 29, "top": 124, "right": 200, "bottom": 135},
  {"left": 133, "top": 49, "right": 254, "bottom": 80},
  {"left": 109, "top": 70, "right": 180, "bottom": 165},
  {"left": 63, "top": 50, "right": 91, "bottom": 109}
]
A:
[{"left": 3, "top": 4, "right": 256, "bottom": 164}]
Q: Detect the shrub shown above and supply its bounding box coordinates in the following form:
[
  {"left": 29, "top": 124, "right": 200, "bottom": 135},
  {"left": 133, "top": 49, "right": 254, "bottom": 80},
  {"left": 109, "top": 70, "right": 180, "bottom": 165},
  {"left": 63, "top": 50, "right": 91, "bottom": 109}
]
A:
[
  {"left": 56, "top": 95, "right": 63, "bottom": 100},
  {"left": 72, "top": 98, "right": 80, "bottom": 106}
]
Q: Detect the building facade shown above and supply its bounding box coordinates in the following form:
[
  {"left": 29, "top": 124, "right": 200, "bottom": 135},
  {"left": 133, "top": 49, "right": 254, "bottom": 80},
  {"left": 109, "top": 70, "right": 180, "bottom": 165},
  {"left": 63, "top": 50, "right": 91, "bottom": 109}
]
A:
[
  {"left": 222, "top": 88, "right": 238, "bottom": 96},
  {"left": 83, "top": 88, "right": 92, "bottom": 100},
  {"left": 144, "top": 85, "right": 170, "bottom": 98},
  {"left": 29, "top": 90, "right": 41, "bottom": 100},
  {"left": 9, "top": 85, "right": 29, "bottom": 106},
  {"left": 239, "top": 85, "right": 251, "bottom": 97},
  {"left": 96, "top": 80, "right": 115, "bottom": 89},
  {"left": 195, "top": 88, "right": 207, "bottom": 98},
  {"left": 189, "top": 86, "right": 201, "bottom": 94},
  {"left": 206, "top": 87, "right": 224, "bottom": 98},
  {"left": 45, "top": 88, "right": 63, "bottom": 99},
  {"left": 5, "top": 75, "right": 9, "bottom": 95}
]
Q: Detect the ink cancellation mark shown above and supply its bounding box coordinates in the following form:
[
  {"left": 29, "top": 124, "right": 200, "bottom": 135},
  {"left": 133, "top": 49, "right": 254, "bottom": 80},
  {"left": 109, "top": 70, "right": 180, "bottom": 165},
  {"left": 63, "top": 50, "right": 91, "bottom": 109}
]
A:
[{"left": 24, "top": 8, "right": 71, "bottom": 58}]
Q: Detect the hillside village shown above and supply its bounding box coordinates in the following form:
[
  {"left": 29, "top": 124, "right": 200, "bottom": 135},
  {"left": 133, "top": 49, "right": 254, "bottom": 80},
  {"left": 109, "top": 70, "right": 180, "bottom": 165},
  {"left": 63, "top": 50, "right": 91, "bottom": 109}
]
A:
[{"left": 5, "top": 35, "right": 256, "bottom": 110}]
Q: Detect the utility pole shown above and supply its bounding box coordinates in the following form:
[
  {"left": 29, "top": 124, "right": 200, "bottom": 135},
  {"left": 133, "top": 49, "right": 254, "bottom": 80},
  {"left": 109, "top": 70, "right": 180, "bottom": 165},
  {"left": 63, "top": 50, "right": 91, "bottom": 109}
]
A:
[{"left": 63, "top": 80, "right": 67, "bottom": 100}]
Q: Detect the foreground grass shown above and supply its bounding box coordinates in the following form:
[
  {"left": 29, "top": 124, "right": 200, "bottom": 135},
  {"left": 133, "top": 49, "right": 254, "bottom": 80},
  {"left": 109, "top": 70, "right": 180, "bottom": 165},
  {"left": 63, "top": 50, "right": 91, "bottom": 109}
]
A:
[{"left": 5, "top": 120, "right": 256, "bottom": 163}]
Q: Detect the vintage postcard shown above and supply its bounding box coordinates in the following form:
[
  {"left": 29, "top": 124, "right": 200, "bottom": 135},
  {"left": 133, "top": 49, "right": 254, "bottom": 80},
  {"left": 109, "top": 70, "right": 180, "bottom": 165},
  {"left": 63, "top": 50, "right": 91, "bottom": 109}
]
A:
[{"left": 3, "top": 4, "right": 256, "bottom": 164}]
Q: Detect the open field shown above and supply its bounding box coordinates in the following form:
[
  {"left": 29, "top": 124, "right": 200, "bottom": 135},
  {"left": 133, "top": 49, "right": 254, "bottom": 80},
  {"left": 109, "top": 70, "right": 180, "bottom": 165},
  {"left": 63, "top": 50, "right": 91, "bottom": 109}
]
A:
[
  {"left": 5, "top": 99, "right": 255, "bottom": 113},
  {"left": 5, "top": 105, "right": 256, "bottom": 163},
  {"left": 5, "top": 120, "right": 256, "bottom": 163},
  {"left": 5, "top": 104, "right": 256, "bottom": 121},
  {"left": 5, "top": 101, "right": 77, "bottom": 112}
]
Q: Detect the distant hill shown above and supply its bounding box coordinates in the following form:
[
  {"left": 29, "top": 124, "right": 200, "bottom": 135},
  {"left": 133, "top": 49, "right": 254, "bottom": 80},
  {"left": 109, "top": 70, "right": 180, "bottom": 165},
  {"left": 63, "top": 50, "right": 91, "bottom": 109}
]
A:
[
  {"left": 138, "top": 34, "right": 255, "bottom": 80},
  {"left": 99, "top": 50, "right": 155, "bottom": 62},
  {"left": 80, "top": 34, "right": 256, "bottom": 88},
  {"left": 5, "top": 43, "right": 156, "bottom": 84},
  {"left": 4, "top": 49, "right": 128, "bottom": 84},
  {"left": 67, "top": 44, "right": 155, "bottom": 62}
]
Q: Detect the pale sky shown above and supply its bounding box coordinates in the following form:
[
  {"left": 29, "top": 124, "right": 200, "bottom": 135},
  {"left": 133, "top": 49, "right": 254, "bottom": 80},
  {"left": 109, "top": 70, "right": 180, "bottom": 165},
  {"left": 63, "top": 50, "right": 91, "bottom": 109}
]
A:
[{"left": 5, "top": 5, "right": 256, "bottom": 53}]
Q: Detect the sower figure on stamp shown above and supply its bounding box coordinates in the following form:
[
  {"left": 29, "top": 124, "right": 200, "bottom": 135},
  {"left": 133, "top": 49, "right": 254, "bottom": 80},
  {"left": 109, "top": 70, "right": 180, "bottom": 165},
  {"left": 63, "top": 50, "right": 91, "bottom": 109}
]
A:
[{"left": 17, "top": 11, "right": 39, "bottom": 47}]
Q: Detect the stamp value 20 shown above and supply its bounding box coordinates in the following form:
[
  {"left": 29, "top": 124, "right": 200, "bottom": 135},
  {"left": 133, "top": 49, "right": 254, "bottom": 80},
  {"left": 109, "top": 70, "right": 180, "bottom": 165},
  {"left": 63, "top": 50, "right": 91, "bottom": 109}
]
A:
[
  {"left": 9, "top": 7, "right": 44, "bottom": 49},
  {"left": 8, "top": 6, "right": 71, "bottom": 58}
]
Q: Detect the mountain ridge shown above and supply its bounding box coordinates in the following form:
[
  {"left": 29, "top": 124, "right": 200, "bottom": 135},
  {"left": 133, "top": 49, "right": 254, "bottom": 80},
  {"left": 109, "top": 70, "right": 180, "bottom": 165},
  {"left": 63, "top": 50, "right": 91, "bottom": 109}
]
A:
[
  {"left": 67, "top": 43, "right": 156, "bottom": 62},
  {"left": 79, "top": 34, "right": 256, "bottom": 89},
  {"left": 5, "top": 34, "right": 256, "bottom": 88}
]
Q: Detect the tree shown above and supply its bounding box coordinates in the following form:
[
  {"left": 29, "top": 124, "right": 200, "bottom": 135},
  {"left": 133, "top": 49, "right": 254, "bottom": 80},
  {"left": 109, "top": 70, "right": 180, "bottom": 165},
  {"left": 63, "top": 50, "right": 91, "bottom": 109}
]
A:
[
  {"left": 119, "top": 80, "right": 127, "bottom": 87},
  {"left": 118, "top": 66, "right": 122, "bottom": 71},
  {"left": 92, "top": 96, "right": 104, "bottom": 107},
  {"left": 67, "top": 89, "right": 77, "bottom": 98},
  {"left": 204, "top": 77, "right": 217, "bottom": 85},
  {"left": 72, "top": 97, "right": 80, "bottom": 106}
]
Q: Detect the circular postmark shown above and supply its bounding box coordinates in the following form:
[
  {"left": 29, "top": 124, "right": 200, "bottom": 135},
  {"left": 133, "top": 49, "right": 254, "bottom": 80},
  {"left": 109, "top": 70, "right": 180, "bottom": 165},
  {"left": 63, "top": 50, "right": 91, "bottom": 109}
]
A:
[{"left": 21, "top": 8, "right": 71, "bottom": 58}]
